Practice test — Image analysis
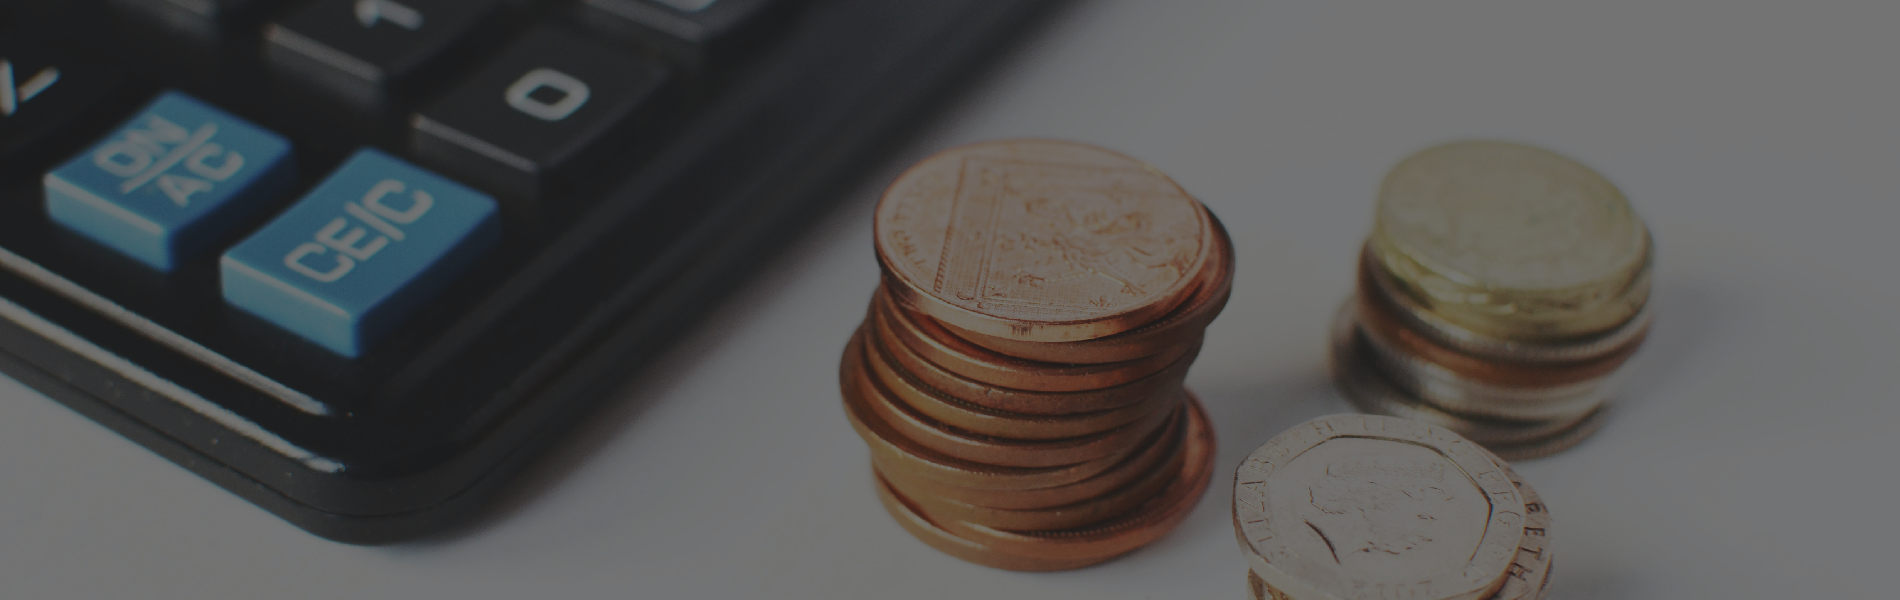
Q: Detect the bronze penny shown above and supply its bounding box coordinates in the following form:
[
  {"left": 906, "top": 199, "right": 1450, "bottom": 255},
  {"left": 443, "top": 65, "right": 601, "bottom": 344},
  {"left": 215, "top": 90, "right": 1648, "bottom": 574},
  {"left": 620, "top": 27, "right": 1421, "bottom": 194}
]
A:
[
  {"left": 845, "top": 332, "right": 1176, "bottom": 468},
  {"left": 1347, "top": 299, "right": 1612, "bottom": 422},
  {"left": 839, "top": 328, "right": 1134, "bottom": 490},
  {"left": 930, "top": 395, "right": 1215, "bottom": 561},
  {"left": 876, "top": 406, "right": 1185, "bottom": 511},
  {"left": 873, "top": 139, "right": 1213, "bottom": 343},
  {"left": 884, "top": 424, "right": 1187, "bottom": 531},
  {"left": 931, "top": 211, "right": 1236, "bottom": 364},
  {"left": 1330, "top": 303, "right": 1603, "bottom": 447},
  {"left": 875, "top": 287, "right": 1196, "bottom": 393},
  {"left": 871, "top": 470, "right": 1122, "bottom": 572},
  {"left": 1356, "top": 257, "right": 1644, "bottom": 388},
  {"left": 860, "top": 325, "right": 1179, "bottom": 440},
  {"left": 872, "top": 295, "right": 1197, "bottom": 415}
]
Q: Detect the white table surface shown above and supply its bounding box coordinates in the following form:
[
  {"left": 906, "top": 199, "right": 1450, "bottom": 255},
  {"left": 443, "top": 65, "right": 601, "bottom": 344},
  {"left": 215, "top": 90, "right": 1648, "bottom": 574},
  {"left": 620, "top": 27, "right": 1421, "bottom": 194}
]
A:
[{"left": 4, "top": 1, "right": 1895, "bottom": 597}]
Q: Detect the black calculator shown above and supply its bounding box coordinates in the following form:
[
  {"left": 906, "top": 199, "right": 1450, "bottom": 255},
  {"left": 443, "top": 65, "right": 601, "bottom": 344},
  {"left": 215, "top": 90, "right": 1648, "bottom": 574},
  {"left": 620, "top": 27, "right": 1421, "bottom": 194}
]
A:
[{"left": 0, "top": 0, "right": 1053, "bottom": 542}]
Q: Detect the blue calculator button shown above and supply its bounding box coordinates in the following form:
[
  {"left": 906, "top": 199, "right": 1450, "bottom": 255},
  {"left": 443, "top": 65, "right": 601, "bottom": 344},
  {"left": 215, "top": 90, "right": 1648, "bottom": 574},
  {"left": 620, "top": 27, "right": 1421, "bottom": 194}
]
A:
[
  {"left": 220, "top": 148, "right": 499, "bottom": 358},
  {"left": 43, "top": 90, "right": 294, "bottom": 271}
]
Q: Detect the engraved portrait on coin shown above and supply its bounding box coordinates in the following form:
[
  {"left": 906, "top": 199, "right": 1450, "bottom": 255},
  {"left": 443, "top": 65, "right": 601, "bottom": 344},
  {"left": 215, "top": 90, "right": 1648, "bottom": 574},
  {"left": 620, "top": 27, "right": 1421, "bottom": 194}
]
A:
[
  {"left": 1290, "top": 443, "right": 1490, "bottom": 576},
  {"left": 1235, "top": 415, "right": 1526, "bottom": 600}
]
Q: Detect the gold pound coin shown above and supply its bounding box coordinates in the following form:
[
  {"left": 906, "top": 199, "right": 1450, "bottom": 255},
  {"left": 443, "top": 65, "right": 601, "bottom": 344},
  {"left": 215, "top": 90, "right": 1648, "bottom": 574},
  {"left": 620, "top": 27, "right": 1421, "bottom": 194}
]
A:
[
  {"left": 874, "top": 139, "right": 1214, "bottom": 343},
  {"left": 1234, "top": 414, "right": 1528, "bottom": 600},
  {"left": 1356, "top": 255, "right": 1645, "bottom": 388},
  {"left": 1370, "top": 140, "right": 1651, "bottom": 341},
  {"left": 1361, "top": 249, "right": 1652, "bottom": 364}
]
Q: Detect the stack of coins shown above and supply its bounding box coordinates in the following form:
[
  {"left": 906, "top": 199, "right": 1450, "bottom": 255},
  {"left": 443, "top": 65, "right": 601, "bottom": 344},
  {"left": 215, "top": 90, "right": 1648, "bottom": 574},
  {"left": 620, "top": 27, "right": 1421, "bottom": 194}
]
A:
[
  {"left": 1332, "top": 140, "right": 1654, "bottom": 460},
  {"left": 1233, "top": 414, "right": 1555, "bottom": 600},
  {"left": 839, "top": 139, "right": 1234, "bottom": 571}
]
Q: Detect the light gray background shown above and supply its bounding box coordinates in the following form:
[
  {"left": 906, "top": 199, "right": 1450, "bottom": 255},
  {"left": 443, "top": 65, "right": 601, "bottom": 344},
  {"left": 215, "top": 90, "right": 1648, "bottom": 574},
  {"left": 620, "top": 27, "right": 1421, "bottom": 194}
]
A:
[{"left": 3, "top": 1, "right": 1895, "bottom": 597}]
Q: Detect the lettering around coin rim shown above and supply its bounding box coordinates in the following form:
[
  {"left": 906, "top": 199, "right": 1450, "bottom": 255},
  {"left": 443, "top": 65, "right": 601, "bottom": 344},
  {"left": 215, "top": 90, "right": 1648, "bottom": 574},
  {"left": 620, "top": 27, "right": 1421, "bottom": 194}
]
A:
[
  {"left": 1488, "top": 459, "right": 1554, "bottom": 600},
  {"left": 1234, "top": 414, "right": 1526, "bottom": 600}
]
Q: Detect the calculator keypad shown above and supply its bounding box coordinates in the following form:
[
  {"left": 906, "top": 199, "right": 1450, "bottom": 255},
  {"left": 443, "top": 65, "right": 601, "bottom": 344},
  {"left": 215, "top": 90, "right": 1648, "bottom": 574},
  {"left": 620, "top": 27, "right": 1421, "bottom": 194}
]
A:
[
  {"left": 0, "top": 0, "right": 1041, "bottom": 541},
  {"left": 45, "top": 91, "right": 296, "bottom": 272},
  {"left": 221, "top": 148, "right": 498, "bottom": 358},
  {"left": 264, "top": 0, "right": 507, "bottom": 110},
  {"left": 410, "top": 24, "right": 672, "bottom": 203}
]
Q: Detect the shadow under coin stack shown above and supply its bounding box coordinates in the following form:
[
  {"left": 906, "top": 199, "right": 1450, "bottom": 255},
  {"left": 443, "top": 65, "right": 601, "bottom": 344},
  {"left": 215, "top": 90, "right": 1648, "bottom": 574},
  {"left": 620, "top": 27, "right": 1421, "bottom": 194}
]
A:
[
  {"left": 1234, "top": 414, "right": 1556, "bottom": 600},
  {"left": 1332, "top": 140, "right": 1654, "bottom": 460},
  {"left": 839, "top": 139, "right": 1234, "bottom": 570}
]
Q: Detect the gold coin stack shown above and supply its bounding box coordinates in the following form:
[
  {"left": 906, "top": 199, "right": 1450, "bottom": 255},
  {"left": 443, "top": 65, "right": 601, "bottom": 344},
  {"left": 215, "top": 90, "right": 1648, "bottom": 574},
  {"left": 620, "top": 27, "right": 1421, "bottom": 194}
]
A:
[
  {"left": 1332, "top": 140, "right": 1653, "bottom": 460},
  {"left": 839, "top": 139, "right": 1234, "bottom": 571},
  {"left": 1234, "top": 414, "right": 1556, "bottom": 600}
]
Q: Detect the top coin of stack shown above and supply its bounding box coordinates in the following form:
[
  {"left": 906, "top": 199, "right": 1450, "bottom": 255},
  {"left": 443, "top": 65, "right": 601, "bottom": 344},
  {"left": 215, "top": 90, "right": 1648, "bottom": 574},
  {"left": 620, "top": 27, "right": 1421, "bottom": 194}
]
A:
[
  {"left": 839, "top": 139, "right": 1234, "bottom": 571},
  {"left": 1333, "top": 140, "right": 1653, "bottom": 459},
  {"left": 1233, "top": 414, "right": 1556, "bottom": 600}
]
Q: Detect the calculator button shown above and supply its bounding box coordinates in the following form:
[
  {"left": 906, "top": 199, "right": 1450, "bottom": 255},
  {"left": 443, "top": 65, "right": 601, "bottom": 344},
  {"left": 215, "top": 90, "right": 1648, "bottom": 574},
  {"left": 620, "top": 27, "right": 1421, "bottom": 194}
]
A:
[
  {"left": 410, "top": 24, "right": 671, "bottom": 201},
  {"left": 221, "top": 148, "right": 499, "bottom": 358},
  {"left": 574, "top": 0, "right": 789, "bottom": 65},
  {"left": 0, "top": 38, "right": 128, "bottom": 178},
  {"left": 265, "top": 0, "right": 506, "bottom": 110},
  {"left": 43, "top": 91, "right": 295, "bottom": 271}
]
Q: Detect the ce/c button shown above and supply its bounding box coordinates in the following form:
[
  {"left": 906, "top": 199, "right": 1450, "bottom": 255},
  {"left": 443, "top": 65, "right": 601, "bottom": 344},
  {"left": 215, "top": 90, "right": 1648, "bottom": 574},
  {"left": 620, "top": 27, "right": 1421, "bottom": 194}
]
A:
[{"left": 221, "top": 148, "right": 499, "bottom": 358}]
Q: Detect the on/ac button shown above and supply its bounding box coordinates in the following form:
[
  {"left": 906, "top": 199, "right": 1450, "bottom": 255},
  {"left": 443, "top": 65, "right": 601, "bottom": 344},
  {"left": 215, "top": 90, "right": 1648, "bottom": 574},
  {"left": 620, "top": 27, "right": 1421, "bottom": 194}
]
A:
[
  {"left": 43, "top": 90, "right": 294, "bottom": 271},
  {"left": 221, "top": 148, "right": 499, "bottom": 358}
]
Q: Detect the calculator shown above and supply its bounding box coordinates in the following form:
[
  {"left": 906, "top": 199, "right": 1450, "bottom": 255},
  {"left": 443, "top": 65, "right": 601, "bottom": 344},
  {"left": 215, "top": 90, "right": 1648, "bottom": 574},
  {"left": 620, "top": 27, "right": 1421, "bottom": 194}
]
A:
[{"left": 0, "top": 0, "right": 1053, "bottom": 542}]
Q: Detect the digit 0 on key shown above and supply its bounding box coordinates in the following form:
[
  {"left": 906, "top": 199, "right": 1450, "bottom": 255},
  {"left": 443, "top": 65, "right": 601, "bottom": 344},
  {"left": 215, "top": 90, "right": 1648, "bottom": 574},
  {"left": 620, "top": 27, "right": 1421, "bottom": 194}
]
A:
[
  {"left": 221, "top": 148, "right": 499, "bottom": 358},
  {"left": 43, "top": 91, "right": 294, "bottom": 271}
]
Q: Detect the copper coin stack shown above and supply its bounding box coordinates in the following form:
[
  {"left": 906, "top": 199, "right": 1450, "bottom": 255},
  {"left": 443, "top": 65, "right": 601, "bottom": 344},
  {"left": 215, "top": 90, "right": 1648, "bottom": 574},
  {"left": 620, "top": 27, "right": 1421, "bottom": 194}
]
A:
[
  {"left": 1332, "top": 141, "right": 1654, "bottom": 460},
  {"left": 839, "top": 139, "right": 1234, "bottom": 571}
]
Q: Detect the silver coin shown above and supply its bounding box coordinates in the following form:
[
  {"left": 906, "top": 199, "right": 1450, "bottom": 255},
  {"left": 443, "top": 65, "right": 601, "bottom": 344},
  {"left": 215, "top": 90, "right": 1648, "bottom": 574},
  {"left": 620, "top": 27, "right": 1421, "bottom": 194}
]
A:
[
  {"left": 1534, "top": 560, "right": 1555, "bottom": 600},
  {"left": 1243, "top": 446, "right": 1556, "bottom": 600},
  {"left": 1331, "top": 301, "right": 1603, "bottom": 447},
  {"left": 1234, "top": 414, "right": 1527, "bottom": 600},
  {"left": 1481, "top": 451, "right": 1555, "bottom": 600},
  {"left": 1485, "top": 408, "right": 1610, "bottom": 462},
  {"left": 1352, "top": 303, "right": 1615, "bottom": 422},
  {"left": 1362, "top": 248, "right": 1653, "bottom": 364}
]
